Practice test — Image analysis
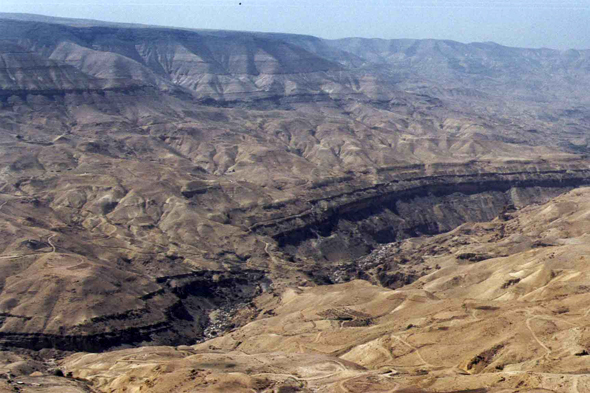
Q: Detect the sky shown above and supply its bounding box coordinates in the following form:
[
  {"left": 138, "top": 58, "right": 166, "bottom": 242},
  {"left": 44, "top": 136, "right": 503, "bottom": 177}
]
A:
[{"left": 1, "top": 0, "right": 590, "bottom": 49}]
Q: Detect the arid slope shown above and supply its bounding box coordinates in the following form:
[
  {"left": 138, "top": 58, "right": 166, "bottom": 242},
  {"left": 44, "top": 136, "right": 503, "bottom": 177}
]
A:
[
  {"left": 2, "top": 13, "right": 590, "bottom": 351},
  {"left": 53, "top": 187, "right": 590, "bottom": 392}
]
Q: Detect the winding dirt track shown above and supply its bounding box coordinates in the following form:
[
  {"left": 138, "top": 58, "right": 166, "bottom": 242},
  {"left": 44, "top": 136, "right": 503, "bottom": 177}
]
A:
[
  {"left": 573, "top": 376, "right": 579, "bottom": 393},
  {"left": 0, "top": 234, "right": 57, "bottom": 260},
  {"left": 525, "top": 315, "right": 552, "bottom": 354},
  {"left": 391, "top": 335, "right": 434, "bottom": 367},
  {"left": 47, "top": 234, "right": 57, "bottom": 253}
]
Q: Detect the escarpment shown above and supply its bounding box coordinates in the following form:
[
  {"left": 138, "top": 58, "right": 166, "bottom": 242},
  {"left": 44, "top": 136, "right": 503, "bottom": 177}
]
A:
[
  {"left": 0, "top": 262, "right": 267, "bottom": 351},
  {"left": 237, "top": 158, "right": 590, "bottom": 263}
]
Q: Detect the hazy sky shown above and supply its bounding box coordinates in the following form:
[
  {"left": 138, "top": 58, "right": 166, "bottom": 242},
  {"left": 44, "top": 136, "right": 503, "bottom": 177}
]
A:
[{"left": 2, "top": 0, "right": 590, "bottom": 49}]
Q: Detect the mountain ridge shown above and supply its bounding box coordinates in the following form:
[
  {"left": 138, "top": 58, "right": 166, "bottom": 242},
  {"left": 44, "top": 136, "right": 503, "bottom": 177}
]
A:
[{"left": 3, "top": 12, "right": 590, "bottom": 51}]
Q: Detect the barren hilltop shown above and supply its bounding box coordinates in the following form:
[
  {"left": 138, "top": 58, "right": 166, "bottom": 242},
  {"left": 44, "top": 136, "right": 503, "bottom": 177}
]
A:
[{"left": 1, "top": 13, "right": 590, "bottom": 392}]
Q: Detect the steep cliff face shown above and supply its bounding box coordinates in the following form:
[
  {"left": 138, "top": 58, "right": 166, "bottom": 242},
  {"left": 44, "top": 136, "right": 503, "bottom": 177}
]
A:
[
  {"left": 1, "top": 14, "right": 590, "bottom": 351},
  {"left": 253, "top": 161, "right": 590, "bottom": 263}
]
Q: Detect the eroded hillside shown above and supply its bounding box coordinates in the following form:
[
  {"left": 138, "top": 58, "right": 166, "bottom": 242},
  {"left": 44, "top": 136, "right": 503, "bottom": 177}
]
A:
[
  {"left": 1, "top": 13, "right": 590, "bottom": 359},
  {"left": 1, "top": 187, "right": 587, "bottom": 392}
]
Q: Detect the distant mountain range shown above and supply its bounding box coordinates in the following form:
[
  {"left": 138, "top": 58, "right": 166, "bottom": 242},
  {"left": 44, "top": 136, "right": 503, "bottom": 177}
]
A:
[{"left": 2, "top": 12, "right": 590, "bottom": 103}]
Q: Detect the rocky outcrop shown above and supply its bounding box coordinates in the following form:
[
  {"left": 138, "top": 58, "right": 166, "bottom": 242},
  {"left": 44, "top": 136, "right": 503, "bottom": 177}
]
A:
[
  {"left": 249, "top": 160, "right": 590, "bottom": 262},
  {"left": 0, "top": 269, "right": 266, "bottom": 352}
]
